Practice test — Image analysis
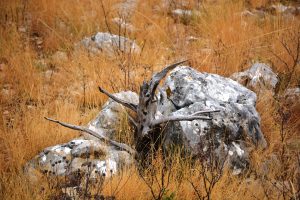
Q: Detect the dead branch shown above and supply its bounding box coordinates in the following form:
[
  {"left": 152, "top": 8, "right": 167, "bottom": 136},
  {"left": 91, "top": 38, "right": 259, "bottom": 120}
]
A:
[
  {"left": 151, "top": 115, "right": 212, "bottom": 127},
  {"left": 98, "top": 87, "right": 138, "bottom": 112},
  {"left": 44, "top": 117, "right": 136, "bottom": 155},
  {"left": 148, "top": 60, "right": 188, "bottom": 98},
  {"left": 192, "top": 110, "right": 221, "bottom": 116}
]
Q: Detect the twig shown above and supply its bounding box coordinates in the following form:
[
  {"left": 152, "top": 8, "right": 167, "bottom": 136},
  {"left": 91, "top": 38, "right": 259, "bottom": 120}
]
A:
[
  {"left": 44, "top": 117, "right": 136, "bottom": 155},
  {"left": 98, "top": 87, "right": 138, "bottom": 112},
  {"left": 151, "top": 115, "right": 212, "bottom": 127}
]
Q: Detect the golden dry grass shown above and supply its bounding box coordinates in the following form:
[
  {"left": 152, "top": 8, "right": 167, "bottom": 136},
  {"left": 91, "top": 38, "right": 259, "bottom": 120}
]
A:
[{"left": 0, "top": 0, "right": 299, "bottom": 199}]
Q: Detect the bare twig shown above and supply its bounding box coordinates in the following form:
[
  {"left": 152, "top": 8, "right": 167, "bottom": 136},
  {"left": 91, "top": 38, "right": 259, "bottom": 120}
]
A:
[
  {"left": 192, "top": 110, "right": 221, "bottom": 116},
  {"left": 151, "top": 115, "right": 212, "bottom": 127},
  {"left": 98, "top": 87, "right": 138, "bottom": 112},
  {"left": 149, "top": 60, "right": 188, "bottom": 98},
  {"left": 44, "top": 117, "right": 136, "bottom": 155}
]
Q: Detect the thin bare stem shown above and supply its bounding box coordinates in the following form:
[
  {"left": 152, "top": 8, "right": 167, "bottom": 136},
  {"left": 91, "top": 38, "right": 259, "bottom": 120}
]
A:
[
  {"left": 44, "top": 117, "right": 136, "bottom": 155},
  {"left": 98, "top": 87, "right": 138, "bottom": 112}
]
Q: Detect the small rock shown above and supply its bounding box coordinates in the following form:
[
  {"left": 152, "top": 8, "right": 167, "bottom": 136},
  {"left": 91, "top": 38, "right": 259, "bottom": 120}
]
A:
[
  {"left": 79, "top": 32, "right": 141, "bottom": 56},
  {"left": 25, "top": 138, "right": 133, "bottom": 180},
  {"left": 230, "top": 62, "right": 278, "bottom": 92}
]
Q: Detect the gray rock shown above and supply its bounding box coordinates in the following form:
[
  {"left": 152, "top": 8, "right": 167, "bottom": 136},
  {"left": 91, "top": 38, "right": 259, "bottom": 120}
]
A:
[
  {"left": 25, "top": 138, "right": 133, "bottom": 181},
  {"left": 25, "top": 91, "right": 138, "bottom": 182},
  {"left": 87, "top": 91, "right": 139, "bottom": 139},
  {"left": 80, "top": 32, "right": 141, "bottom": 56},
  {"left": 158, "top": 66, "right": 267, "bottom": 174},
  {"left": 231, "top": 62, "right": 278, "bottom": 92}
]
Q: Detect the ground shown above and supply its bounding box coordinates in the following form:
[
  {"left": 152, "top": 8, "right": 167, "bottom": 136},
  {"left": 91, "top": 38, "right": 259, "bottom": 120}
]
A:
[{"left": 0, "top": 0, "right": 299, "bottom": 199}]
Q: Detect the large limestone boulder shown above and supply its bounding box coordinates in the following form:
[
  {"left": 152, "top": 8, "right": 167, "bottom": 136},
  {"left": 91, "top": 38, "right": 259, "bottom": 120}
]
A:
[{"left": 158, "top": 66, "right": 267, "bottom": 174}]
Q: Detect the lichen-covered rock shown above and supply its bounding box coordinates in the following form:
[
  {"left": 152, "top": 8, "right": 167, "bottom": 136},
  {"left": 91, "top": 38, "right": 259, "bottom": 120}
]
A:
[
  {"left": 87, "top": 91, "right": 139, "bottom": 139},
  {"left": 231, "top": 62, "right": 278, "bottom": 92},
  {"left": 158, "top": 66, "right": 267, "bottom": 174},
  {"left": 25, "top": 138, "right": 133, "bottom": 181},
  {"left": 25, "top": 91, "right": 138, "bottom": 182},
  {"left": 80, "top": 32, "right": 140, "bottom": 55}
]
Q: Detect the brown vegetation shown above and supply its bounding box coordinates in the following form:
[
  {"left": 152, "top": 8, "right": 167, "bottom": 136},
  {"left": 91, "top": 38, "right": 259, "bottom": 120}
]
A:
[{"left": 0, "top": 0, "right": 299, "bottom": 199}]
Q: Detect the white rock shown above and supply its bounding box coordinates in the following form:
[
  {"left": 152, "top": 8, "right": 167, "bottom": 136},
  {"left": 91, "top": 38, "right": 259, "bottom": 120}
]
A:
[
  {"left": 231, "top": 62, "right": 278, "bottom": 92},
  {"left": 161, "top": 66, "right": 266, "bottom": 173},
  {"left": 80, "top": 32, "right": 141, "bottom": 56}
]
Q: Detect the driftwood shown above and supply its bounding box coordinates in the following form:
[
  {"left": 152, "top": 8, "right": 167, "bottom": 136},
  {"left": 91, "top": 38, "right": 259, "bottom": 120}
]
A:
[{"left": 45, "top": 60, "right": 219, "bottom": 158}]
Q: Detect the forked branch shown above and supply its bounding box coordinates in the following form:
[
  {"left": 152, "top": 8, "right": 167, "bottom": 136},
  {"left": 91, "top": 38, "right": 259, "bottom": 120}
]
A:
[
  {"left": 98, "top": 87, "right": 138, "bottom": 112},
  {"left": 44, "top": 117, "right": 136, "bottom": 155}
]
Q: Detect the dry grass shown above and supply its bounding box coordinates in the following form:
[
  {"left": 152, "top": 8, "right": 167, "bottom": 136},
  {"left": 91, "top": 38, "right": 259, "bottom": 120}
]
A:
[{"left": 0, "top": 0, "right": 299, "bottom": 199}]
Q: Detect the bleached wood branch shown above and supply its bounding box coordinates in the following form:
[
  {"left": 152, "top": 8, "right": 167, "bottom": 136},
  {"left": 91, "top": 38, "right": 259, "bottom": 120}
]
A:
[
  {"left": 151, "top": 115, "right": 212, "bottom": 127},
  {"left": 192, "top": 110, "right": 221, "bottom": 116},
  {"left": 98, "top": 87, "right": 138, "bottom": 112},
  {"left": 157, "top": 86, "right": 167, "bottom": 104},
  {"left": 149, "top": 60, "right": 188, "bottom": 98},
  {"left": 44, "top": 117, "right": 136, "bottom": 155}
]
